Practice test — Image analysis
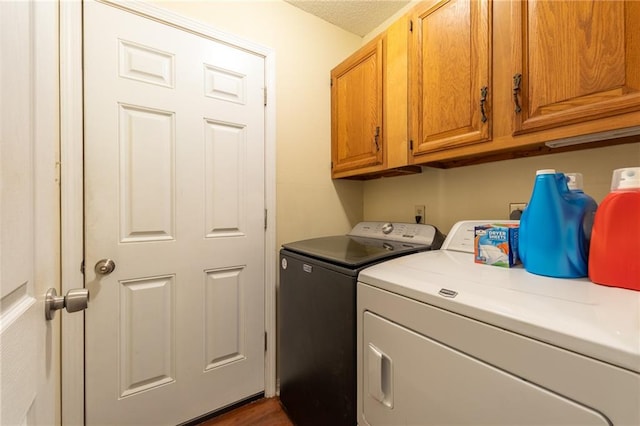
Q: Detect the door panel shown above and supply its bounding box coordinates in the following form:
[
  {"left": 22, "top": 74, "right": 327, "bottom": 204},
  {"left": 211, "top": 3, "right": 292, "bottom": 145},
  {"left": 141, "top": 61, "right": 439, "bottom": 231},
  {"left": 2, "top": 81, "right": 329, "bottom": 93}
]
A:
[
  {"left": 119, "top": 275, "right": 175, "bottom": 397},
  {"left": 119, "top": 105, "right": 176, "bottom": 242},
  {"left": 83, "top": 1, "right": 266, "bottom": 424},
  {"left": 204, "top": 267, "right": 246, "bottom": 368},
  {"left": 0, "top": 1, "right": 60, "bottom": 425}
]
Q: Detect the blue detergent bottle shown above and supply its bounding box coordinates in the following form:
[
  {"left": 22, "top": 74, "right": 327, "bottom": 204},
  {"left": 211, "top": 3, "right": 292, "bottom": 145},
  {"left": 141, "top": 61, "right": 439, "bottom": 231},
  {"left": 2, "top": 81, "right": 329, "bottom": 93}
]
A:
[{"left": 519, "top": 169, "right": 597, "bottom": 278}]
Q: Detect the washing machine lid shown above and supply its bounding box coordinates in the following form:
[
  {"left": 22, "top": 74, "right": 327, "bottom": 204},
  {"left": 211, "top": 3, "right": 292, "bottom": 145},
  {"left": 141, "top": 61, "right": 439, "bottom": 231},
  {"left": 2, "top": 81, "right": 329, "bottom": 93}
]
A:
[
  {"left": 358, "top": 221, "right": 640, "bottom": 373},
  {"left": 281, "top": 222, "right": 442, "bottom": 268},
  {"left": 282, "top": 235, "right": 429, "bottom": 268}
]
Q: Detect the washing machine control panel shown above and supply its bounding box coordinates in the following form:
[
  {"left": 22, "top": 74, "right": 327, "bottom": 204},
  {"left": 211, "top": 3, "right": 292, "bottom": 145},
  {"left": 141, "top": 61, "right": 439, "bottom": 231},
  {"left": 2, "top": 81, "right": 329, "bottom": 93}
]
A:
[{"left": 349, "top": 222, "right": 438, "bottom": 246}]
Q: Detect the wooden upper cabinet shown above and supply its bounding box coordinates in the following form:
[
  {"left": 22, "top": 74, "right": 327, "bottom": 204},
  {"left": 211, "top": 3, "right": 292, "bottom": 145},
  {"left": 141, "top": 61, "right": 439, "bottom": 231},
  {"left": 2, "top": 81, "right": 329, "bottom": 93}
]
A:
[
  {"left": 331, "top": 38, "right": 384, "bottom": 175},
  {"left": 513, "top": 0, "right": 640, "bottom": 134},
  {"left": 409, "top": 0, "right": 492, "bottom": 158}
]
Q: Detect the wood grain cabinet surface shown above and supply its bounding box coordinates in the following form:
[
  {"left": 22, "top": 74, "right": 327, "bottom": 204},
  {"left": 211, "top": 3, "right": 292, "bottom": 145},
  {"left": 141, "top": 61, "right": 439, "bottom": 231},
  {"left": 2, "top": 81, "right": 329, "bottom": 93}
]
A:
[
  {"left": 408, "top": 0, "right": 492, "bottom": 159},
  {"left": 410, "top": 0, "right": 640, "bottom": 167},
  {"left": 331, "top": 17, "right": 420, "bottom": 179},
  {"left": 331, "top": 37, "right": 384, "bottom": 176},
  {"left": 513, "top": 0, "right": 640, "bottom": 135},
  {"left": 331, "top": 0, "right": 640, "bottom": 176}
]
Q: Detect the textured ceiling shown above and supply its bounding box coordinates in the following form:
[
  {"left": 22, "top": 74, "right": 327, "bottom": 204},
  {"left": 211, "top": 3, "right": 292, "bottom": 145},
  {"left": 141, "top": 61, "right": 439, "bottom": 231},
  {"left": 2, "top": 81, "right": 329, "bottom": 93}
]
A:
[{"left": 285, "top": 0, "right": 411, "bottom": 37}]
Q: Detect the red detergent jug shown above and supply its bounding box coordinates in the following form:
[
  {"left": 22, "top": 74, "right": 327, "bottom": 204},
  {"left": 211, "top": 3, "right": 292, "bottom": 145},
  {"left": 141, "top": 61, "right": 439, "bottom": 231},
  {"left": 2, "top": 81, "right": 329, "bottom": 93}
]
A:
[{"left": 589, "top": 167, "right": 640, "bottom": 291}]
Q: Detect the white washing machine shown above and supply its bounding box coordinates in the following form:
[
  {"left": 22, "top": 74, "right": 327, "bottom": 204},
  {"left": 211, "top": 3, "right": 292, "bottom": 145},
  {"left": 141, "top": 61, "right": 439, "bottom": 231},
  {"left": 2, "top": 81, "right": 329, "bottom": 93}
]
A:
[{"left": 357, "top": 220, "right": 640, "bottom": 425}]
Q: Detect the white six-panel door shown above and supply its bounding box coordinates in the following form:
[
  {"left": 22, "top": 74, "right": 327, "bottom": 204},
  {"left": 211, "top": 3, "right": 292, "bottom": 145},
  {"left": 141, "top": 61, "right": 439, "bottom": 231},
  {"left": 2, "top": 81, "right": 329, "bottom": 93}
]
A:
[{"left": 83, "top": 1, "right": 266, "bottom": 424}]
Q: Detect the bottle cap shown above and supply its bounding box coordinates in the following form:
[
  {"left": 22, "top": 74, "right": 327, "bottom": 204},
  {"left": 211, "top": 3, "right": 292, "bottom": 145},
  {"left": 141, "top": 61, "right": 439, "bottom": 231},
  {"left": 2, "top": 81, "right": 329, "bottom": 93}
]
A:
[
  {"left": 536, "top": 169, "right": 556, "bottom": 175},
  {"left": 565, "top": 173, "right": 583, "bottom": 190},
  {"left": 612, "top": 167, "right": 640, "bottom": 190}
]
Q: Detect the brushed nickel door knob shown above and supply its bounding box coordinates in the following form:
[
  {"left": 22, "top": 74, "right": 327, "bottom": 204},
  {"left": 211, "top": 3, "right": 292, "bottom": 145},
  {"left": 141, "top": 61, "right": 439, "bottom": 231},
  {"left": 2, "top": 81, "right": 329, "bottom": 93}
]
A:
[
  {"left": 45, "top": 288, "right": 90, "bottom": 320},
  {"left": 94, "top": 258, "right": 116, "bottom": 275}
]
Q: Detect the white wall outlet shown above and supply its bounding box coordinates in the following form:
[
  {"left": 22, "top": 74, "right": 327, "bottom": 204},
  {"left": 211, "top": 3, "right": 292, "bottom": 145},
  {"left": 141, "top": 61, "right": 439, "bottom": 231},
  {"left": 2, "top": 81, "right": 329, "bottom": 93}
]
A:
[{"left": 414, "top": 205, "right": 425, "bottom": 224}]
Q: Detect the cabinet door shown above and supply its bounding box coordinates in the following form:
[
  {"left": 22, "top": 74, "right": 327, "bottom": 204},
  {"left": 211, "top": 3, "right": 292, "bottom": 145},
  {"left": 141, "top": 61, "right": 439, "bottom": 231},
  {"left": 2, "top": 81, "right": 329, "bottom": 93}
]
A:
[
  {"left": 513, "top": 1, "right": 640, "bottom": 134},
  {"left": 331, "top": 38, "right": 383, "bottom": 175},
  {"left": 409, "top": 0, "right": 491, "bottom": 157}
]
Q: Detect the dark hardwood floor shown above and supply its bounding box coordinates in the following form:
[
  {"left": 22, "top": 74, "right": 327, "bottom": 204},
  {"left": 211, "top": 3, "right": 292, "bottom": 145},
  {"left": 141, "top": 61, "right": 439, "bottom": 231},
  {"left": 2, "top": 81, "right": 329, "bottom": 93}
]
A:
[{"left": 196, "top": 398, "right": 294, "bottom": 426}]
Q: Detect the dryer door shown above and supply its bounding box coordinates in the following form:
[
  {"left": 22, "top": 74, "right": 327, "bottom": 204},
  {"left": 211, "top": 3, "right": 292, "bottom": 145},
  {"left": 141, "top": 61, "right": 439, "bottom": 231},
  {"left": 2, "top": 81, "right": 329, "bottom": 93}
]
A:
[{"left": 362, "top": 312, "right": 611, "bottom": 426}]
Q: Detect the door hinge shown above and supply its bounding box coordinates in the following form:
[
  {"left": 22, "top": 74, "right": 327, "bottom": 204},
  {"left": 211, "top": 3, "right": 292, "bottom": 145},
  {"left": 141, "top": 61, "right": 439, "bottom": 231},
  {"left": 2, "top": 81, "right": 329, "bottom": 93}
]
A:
[
  {"left": 263, "top": 87, "right": 267, "bottom": 106},
  {"left": 330, "top": 78, "right": 333, "bottom": 87},
  {"left": 331, "top": 161, "right": 333, "bottom": 169},
  {"left": 264, "top": 209, "right": 268, "bottom": 230},
  {"left": 264, "top": 331, "right": 268, "bottom": 351},
  {"left": 410, "top": 20, "right": 413, "bottom": 32},
  {"left": 80, "top": 260, "right": 85, "bottom": 275},
  {"left": 409, "top": 139, "right": 414, "bottom": 150}
]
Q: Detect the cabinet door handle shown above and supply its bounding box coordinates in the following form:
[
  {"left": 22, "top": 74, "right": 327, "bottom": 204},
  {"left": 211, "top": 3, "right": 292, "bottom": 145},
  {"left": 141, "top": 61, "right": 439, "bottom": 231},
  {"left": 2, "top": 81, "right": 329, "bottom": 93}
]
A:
[
  {"left": 374, "top": 126, "right": 380, "bottom": 151},
  {"left": 513, "top": 73, "right": 522, "bottom": 113},
  {"left": 480, "top": 86, "right": 488, "bottom": 123}
]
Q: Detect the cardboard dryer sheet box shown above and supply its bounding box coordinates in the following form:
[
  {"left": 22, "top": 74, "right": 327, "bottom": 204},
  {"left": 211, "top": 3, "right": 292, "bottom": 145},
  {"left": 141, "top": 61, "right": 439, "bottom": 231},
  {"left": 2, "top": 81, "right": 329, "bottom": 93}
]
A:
[{"left": 474, "top": 223, "right": 520, "bottom": 268}]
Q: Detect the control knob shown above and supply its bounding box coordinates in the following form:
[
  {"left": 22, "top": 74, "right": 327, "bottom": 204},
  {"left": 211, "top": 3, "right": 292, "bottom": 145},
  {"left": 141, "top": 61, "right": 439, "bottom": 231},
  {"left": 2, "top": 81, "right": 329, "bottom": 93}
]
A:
[{"left": 381, "top": 223, "right": 394, "bottom": 234}]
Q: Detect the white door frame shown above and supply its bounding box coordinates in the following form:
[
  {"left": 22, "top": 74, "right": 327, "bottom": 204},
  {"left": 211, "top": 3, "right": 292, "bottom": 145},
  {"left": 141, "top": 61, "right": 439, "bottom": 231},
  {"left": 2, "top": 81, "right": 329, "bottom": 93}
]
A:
[{"left": 60, "top": 1, "right": 277, "bottom": 423}]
